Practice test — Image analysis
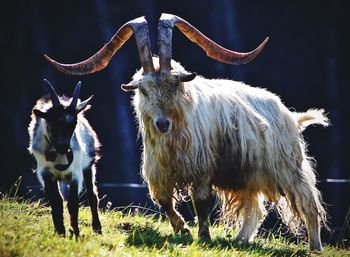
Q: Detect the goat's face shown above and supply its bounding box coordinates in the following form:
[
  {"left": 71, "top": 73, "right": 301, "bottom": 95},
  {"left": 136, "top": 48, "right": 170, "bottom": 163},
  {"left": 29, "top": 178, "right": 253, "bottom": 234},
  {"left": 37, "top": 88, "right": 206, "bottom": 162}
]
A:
[
  {"left": 34, "top": 80, "right": 92, "bottom": 154},
  {"left": 138, "top": 74, "right": 177, "bottom": 135},
  {"left": 41, "top": 106, "right": 77, "bottom": 154},
  {"left": 125, "top": 59, "right": 196, "bottom": 135}
]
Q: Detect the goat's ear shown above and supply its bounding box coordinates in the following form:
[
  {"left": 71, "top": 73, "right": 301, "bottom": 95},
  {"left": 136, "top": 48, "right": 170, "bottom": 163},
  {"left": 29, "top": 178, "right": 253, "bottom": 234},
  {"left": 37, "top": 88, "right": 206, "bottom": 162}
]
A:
[
  {"left": 121, "top": 81, "right": 138, "bottom": 91},
  {"left": 33, "top": 109, "right": 48, "bottom": 119},
  {"left": 76, "top": 95, "right": 93, "bottom": 113},
  {"left": 179, "top": 72, "right": 197, "bottom": 82}
]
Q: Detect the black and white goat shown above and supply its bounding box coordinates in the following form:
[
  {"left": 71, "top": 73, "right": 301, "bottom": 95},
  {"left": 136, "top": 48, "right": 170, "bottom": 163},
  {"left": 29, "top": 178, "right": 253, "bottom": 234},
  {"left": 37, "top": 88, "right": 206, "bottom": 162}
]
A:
[{"left": 28, "top": 79, "right": 102, "bottom": 236}]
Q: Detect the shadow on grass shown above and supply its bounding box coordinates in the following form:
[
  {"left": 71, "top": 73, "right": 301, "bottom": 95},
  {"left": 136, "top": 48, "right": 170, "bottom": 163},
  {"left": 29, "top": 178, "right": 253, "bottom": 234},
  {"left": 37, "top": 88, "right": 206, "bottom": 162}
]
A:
[
  {"left": 125, "top": 224, "right": 193, "bottom": 248},
  {"left": 123, "top": 223, "right": 308, "bottom": 256},
  {"left": 210, "top": 236, "right": 308, "bottom": 257}
]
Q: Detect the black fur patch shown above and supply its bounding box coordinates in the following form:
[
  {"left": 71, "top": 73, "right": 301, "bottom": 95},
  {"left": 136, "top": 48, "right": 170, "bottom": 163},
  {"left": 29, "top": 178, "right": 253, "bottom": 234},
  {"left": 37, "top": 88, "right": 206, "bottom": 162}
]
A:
[{"left": 212, "top": 133, "right": 255, "bottom": 190}]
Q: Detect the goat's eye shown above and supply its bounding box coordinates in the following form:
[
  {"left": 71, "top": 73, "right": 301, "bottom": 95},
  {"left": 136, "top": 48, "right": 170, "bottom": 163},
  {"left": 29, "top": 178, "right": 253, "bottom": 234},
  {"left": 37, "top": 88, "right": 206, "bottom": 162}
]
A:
[{"left": 139, "top": 87, "right": 148, "bottom": 97}]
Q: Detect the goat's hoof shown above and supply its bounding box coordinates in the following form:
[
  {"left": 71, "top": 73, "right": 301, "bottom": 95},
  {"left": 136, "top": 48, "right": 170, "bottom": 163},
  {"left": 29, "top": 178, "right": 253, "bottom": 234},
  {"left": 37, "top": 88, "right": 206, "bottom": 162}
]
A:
[
  {"left": 55, "top": 228, "right": 66, "bottom": 237},
  {"left": 179, "top": 227, "right": 191, "bottom": 235},
  {"left": 56, "top": 232, "right": 66, "bottom": 237},
  {"left": 235, "top": 237, "right": 249, "bottom": 248},
  {"left": 69, "top": 228, "right": 80, "bottom": 239},
  {"left": 199, "top": 232, "right": 211, "bottom": 244},
  {"left": 198, "top": 229, "right": 211, "bottom": 243},
  {"left": 93, "top": 228, "right": 102, "bottom": 235},
  {"left": 93, "top": 222, "right": 102, "bottom": 234},
  {"left": 311, "top": 250, "right": 322, "bottom": 255},
  {"left": 310, "top": 241, "right": 322, "bottom": 252},
  {"left": 310, "top": 246, "right": 322, "bottom": 254}
]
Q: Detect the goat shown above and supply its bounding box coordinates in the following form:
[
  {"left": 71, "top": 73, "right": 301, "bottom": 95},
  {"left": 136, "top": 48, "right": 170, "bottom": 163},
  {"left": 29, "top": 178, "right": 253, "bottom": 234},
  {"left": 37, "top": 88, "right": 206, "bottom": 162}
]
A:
[
  {"left": 28, "top": 79, "right": 102, "bottom": 236},
  {"left": 44, "top": 14, "right": 329, "bottom": 251}
]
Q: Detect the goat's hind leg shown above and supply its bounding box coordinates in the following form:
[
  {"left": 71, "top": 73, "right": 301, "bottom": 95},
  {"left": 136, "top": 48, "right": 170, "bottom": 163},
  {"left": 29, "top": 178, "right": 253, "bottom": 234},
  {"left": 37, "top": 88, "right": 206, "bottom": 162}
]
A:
[
  {"left": 43, "top": 171, "right": 65, "bottom": 235},
  {"left": 236, "top": 193, "right": 265, "bottom": 243},
  {"left": 285, "top": 176, "right": 323, "bottom": 251},
  {"left": 83, "top": 165, "right": 102, "bottom": 234}
]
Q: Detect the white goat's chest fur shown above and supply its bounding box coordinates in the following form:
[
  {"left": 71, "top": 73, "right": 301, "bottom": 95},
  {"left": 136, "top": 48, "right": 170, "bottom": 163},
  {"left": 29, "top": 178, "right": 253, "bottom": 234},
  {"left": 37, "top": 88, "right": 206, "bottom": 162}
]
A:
[{"left": 31, "top": 145, "right": 93, "bottom": 193}]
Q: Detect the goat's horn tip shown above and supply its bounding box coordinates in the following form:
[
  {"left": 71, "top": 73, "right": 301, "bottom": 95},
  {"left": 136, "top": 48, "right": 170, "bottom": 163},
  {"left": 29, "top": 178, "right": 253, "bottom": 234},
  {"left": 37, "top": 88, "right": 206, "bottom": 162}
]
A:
[
  {"left": 261, "top": 37, "right": 269, "bottom": 46},
  {"left": 43, "top": 54, "right": 55, "bottom": 64},
  {"left": 42, "top": 79, "right": 52, "bottom": 86}
]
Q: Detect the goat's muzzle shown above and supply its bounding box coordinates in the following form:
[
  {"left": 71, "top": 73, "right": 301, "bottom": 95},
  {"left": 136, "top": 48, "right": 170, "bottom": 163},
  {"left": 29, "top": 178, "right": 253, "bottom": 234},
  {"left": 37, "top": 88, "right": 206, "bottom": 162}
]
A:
[
  {"left": 155, "top": 117, "right": 171, "bottom": 134},
  {"left": 55, "top": 148, "right": 74, "bottom": 171},
  {"left": 55, "top": 141, "right": 71, "bottom": 155}
]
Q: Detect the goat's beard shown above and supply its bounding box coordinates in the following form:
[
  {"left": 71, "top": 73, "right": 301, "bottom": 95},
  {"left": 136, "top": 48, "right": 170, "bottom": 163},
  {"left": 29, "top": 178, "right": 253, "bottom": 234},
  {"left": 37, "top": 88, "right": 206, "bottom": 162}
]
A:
[{"left": 143, "top": 114, "right": 191, "bottom": 175}]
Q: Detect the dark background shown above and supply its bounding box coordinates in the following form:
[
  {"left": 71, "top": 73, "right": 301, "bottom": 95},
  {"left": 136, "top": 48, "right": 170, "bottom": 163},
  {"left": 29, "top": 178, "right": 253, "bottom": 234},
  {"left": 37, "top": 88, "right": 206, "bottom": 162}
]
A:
[{"left": 1, "top": 0, "right": 349, "bottom": 245}]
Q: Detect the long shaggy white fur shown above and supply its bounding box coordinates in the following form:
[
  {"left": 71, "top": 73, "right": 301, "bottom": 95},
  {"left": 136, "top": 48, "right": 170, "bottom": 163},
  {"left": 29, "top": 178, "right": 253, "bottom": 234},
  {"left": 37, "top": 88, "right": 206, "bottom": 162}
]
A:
[{"left": 132, "top": 58, "right": 328, "bottom": 251}]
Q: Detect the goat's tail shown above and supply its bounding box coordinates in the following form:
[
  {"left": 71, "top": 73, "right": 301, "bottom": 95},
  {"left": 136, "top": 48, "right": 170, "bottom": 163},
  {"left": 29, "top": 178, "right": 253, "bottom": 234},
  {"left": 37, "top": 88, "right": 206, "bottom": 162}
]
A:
[{"left": 294, "top": 109, "right": 330, "bottom": 132}]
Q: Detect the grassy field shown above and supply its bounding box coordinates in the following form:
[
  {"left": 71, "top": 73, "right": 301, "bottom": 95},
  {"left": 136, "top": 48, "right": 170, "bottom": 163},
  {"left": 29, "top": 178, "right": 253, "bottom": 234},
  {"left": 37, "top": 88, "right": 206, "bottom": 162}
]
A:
[{"left": 0, "top": 196, "right": 349, "bottom": 257}]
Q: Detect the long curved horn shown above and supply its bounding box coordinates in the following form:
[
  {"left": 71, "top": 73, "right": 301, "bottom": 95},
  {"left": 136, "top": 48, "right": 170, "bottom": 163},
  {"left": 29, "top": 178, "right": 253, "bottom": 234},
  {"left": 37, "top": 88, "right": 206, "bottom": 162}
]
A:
[
  {"left": 158, "top": 13, "right": 269, "bottom": 73},
  {"left": 44, "top": 16, "right": 155, "bottom": 75},
  {"left": 69, "top": 81, "right": 81, "bottom": 109},
  {"left": 43, "top": 79, "right": 60, "bottom": 107}
]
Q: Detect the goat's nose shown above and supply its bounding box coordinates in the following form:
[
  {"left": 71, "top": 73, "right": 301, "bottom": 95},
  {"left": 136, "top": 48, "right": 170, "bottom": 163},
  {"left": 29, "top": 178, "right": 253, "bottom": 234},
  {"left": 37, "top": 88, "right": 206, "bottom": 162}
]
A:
[{"left": 156, "top": 118, "right": 170, "bottom": 133}]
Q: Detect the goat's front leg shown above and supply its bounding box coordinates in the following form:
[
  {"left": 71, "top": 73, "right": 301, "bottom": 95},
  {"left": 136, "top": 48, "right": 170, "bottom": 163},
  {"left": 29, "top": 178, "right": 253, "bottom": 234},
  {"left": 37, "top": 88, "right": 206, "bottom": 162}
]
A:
[
  {"left": 191, "top": 185, "right": 212, "bottom": 242},
  {"left": 43, "top": 171, "right": 65, "bottom": 235},
  {"left": 67, "top": 179, "right": 79, "bottom": 237},
  {"left": 83, "top": 165, "right": 102, "bottom": 234},
  {"left": 153, "top": 187, "right": 190, "bottom": 235}
]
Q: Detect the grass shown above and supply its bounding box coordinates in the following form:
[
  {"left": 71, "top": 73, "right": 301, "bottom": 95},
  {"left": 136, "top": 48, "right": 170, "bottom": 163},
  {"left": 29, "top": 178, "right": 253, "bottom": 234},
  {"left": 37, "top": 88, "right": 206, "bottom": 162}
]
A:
[{"left": 0, "top": 196, "right": 349, "bottom": 257}]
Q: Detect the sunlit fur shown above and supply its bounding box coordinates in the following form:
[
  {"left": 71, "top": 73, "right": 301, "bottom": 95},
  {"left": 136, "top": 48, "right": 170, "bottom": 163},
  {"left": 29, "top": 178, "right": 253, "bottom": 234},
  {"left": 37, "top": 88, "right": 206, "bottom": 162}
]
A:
[
  {"left": 131, "top": 57, "right": 328, "bottom": 251},
  {"left": 28, "top": 96, "right": 100, "bottom": 193}
]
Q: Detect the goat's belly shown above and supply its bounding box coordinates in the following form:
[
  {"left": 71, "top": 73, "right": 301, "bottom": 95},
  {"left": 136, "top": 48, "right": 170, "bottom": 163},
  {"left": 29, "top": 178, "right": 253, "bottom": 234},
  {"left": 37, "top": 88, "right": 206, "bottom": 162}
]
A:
[
  {"left": 212, "top": 154, "right": 256, "bottom": 191},
  {"left": 51, "top": 168, "right": 73, "bottom": 181},
  {"left": 35, "top": 152, "right": 88, "bottom": 182},
  {"left": 35, "top": 165, "right": 74, "bottom": 185}
]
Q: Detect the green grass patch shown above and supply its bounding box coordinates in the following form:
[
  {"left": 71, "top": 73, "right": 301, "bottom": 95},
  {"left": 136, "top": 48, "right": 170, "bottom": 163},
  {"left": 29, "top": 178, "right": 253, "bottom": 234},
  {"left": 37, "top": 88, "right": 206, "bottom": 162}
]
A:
[{"left": 0, "top": 196, "right": 349, "bottom": 257}]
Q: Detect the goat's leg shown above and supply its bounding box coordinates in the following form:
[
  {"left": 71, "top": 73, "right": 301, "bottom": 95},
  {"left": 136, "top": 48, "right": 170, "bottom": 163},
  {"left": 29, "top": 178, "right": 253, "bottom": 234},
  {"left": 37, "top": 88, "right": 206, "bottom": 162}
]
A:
[
  {"left": 236, "top": 193, "right": 265, "bottom": 243},
  {"left": 153, "top": 188, "right": 190, "bottom": 235},
  {"left": 43, "top": 172, "right": 65, "bottom": 235},
  {"left": 285, "top": 178, "right": 323, "bottom": 251},
  {"left": 306, "top": 212, "right": 322, "bottom": 252},
  {"left": 67, "top": 179, "right": 80, "bottom": 237},
  {"left": 161, "top": 196, "right": 190, "bottom": 235},
  {"left": 83, "top": 165, "right": 102, "bottom": 234},
  {"left": 191, "top": 185, "right": 212, "bottom": 242}
]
